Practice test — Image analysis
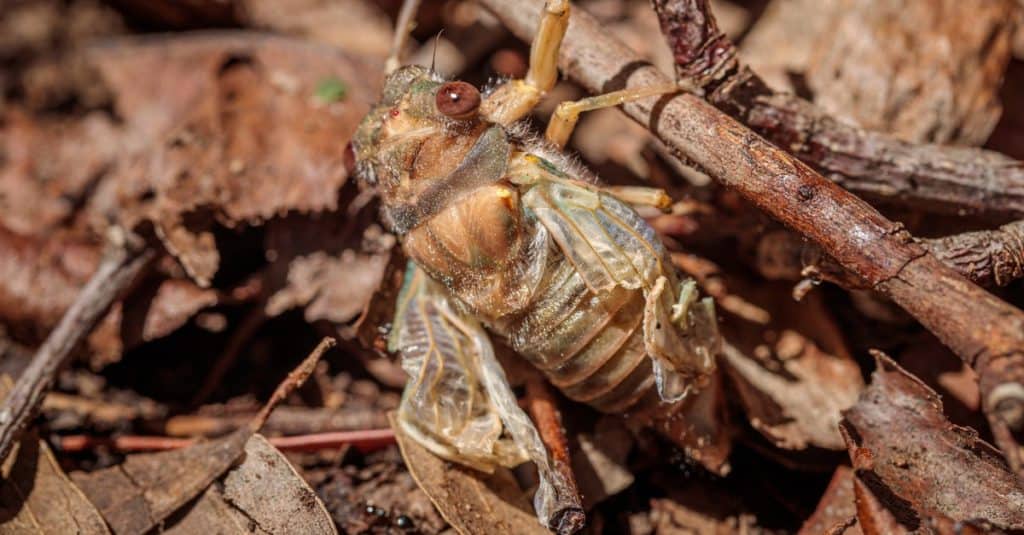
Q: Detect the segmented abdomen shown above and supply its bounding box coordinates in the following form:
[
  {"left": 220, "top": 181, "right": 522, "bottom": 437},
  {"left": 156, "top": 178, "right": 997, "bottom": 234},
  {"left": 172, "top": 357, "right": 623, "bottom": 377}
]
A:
[{"left": 491, "top": 242, "right": 656, "bottom": 414}]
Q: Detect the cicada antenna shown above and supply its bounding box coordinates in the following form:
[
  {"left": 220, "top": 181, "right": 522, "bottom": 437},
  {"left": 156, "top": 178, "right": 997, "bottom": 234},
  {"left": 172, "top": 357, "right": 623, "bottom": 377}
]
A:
[
  {"left": 385, "top": 0, "right": 422, "bottom": 74},
  {"left": 429, "top": 29, "right": 445, "bottom": 76}
]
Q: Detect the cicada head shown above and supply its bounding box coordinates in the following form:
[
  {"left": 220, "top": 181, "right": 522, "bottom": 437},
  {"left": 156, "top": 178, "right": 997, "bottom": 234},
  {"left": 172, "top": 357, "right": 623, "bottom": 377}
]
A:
[{"left": 350, "top": 65, "right": 496, "bottom": 235}]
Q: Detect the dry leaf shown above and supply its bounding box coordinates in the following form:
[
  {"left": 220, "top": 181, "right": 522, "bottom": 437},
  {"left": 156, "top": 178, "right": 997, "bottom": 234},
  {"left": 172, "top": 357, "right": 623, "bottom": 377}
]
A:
[
  {"left": 86, "top": 33, "right": 380, "bottom": 285},
  {"left": 264, "top": 215, "right": 395, "bottom": 333},
  {"left": 71, "top": 427, "right": 253, "bottom": 535},
  {"left": 0, "top": 228, "right": 219, "bottom": 367},
  {"left": 0, "top": 377, "right": 110, "bottom": 535},
  {"left": 840, "top": 353, "right": 1024, "bottom": 531},
  {"left": 163, "top": 434, "right": 336, "bottom": 534},
  {"left": 798, "top": 466, "right": 860, "bottom": 535},
  {"left": 721, "top": 289, "right": 863, "bottom": 451},
  {"left": 805, "top": 0, "right": 1016, "bottom": 145},
  {"left": 71, "top": 339, "right": 331, "bottom": 534},
  {"left": 390, "top": 413, "right": 549, "bottom": 535}
]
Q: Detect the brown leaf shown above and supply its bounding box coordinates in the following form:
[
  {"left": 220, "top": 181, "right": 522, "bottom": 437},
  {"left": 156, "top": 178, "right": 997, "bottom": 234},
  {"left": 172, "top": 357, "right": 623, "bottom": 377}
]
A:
[
  {"left": 721, "top": 289, "right": 863, "bottom": 451},
  {"left": 649, "top": 368, "right": 733, "bottom": 475},
  {"left": 0, "top": 109, "right": 122, "bottom": 238},
  {"left": 71, "top": 339, "right": 331, "bottom": 534},
  {"left": 163, "top": 434, "right": 336, "bottom": 534},
  {"left": 840, "top": 353, "right": 1024, "bottom": 531},
  {"left": 798, "top": 466, "right": 861, "bottom": 535},
  {"left": 71, "top": 427, "right": 253, "bottom": 535},
  {"left": 86, "top": 33, "right": 381, "bottom": 285},
  {"left": 264, "top": 215, "right": 395, "bottom": 332},
  {"left": 805, "top": 0, "right": 1016, "bottom": 145},
  {"left": 571, "top": 418, "right": 634, "bottom": 510},
  {"left": 0, "top": 377, "right": 110, "bottom": 535},
  {"left": 649, "top": 491, "right": 761, "bottom": 535},
  {"left": 240, "top": 0, "right": 394, "bottom": 60},
  {"left": 0, "top": 228, "right": 219, "bottom": 367},
  {"left": 390, "top": 413, "right": 550, "bottom": 535}
]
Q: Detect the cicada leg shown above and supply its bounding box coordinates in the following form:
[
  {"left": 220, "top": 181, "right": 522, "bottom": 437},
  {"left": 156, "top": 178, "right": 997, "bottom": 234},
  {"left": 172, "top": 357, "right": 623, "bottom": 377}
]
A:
[
  {"left": 643, "top": 276, "right": 719, "bottom": 402},
  {"left": 480, "top": 0, "right": 570, "bottom": 125},
  {"left": 544, "top": 83, "right": 684, "bottom": 149},
  {"left": 603, "top": 185, "right": 672, "bottom": 211}
]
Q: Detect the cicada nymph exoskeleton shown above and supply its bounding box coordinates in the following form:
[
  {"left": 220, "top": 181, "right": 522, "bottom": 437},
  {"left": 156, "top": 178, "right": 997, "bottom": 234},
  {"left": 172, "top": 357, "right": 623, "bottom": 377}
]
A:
[{"left": 349, "top": 0, "right": 721, "bottom": 529}]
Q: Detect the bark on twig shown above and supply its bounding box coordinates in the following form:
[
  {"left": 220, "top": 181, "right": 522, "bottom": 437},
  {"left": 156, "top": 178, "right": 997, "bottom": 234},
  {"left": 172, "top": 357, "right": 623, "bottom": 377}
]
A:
[
  {"left": 0, "top": 229, "right": 154, "bottom": 462},
  {"left": 525, "top": 376, "right": 585, "bottom": 535},
  {"left": 479, "top": 0, "right": 1024, "bottom": 479},
  {"left": 56, "top": 429, "right": 396, "bottom": 454},
  {"left": 758, "top": 220, "right": 1024, "bottom": 289},
  {"left": 650, "top": 0, "right": 1024, "bottom": 219}
]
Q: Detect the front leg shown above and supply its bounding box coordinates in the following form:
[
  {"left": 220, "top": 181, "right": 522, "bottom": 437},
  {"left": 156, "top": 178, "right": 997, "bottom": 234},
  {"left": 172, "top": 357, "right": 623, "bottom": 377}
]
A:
[{"left": 481, "top": 0, "right": 570, "bottom": 125}]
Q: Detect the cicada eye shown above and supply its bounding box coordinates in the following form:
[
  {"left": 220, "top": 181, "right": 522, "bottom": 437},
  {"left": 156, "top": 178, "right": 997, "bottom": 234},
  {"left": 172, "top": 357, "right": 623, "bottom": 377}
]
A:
[{"left": 435, "top": 81, "right": 481, "bottom": 120}]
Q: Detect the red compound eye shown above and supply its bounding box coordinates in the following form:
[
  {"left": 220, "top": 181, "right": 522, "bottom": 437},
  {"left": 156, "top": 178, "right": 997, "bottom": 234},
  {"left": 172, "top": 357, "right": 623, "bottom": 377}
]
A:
[{"left": 435, "top": 81, "right": 481, "bottom": 120}]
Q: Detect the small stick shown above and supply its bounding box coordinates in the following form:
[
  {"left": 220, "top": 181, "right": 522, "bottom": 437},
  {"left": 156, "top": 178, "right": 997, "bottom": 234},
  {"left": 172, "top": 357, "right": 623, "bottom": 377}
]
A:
[
  {"left": 190, "top": 306, "right": 268, "bottom": 407},
  {"left": 524, "top": 376, "right": 585, "bottom": 535},
  {"left": 757, "top": 221, "right": 1024, "bottom": 289},
  {"left": 0, "top": 229, "right": 154, "bottom": 463},
  {"left": 54, "top": 428, "right": 396, "bottom": 454},
  {"left": 250, "top": 337, "right": 336, "bottom": 431}
]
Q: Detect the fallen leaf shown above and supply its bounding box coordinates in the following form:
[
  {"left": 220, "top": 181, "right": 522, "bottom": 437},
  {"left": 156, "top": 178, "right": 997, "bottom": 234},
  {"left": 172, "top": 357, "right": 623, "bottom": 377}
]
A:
[
  {"left": 0, "top": 377, "right": 110, "bottom": 535},
  {"left": 71, "top": 427, "right": 253, "bottom": 535},
  {"left": 71, "top": 339, "right": 332, "bottom": 534},
  {"left": 798, "top": 466, "right": 860, "bottom": 535},
  {"left": 571, "top": 417, "right": 634, "bottom": 510},
  {"left": 840, "top": 353, "right": 1024, "bottom": 531},
  {"left": 390, "top": 413, "right": 550, "bottom": 535},
  {"left": 0, "top": 227, "right": 219, "bottom": 367},
  {"left": 163, "top": 434, "right": 336, "bottom": 534},
  {"left": 805, "top": 0, "right": 1015, "bottom": 145},
  {"left": 721, "top": 288, "right": 863, "bottom": 450},
  {"left": 264, "top": 215, "right": 394, "bottom": 331},
  {"left": 85, "top": 33, "right": 380, "bottom": 285},
  {"left": 649, "top": 368, "right": 733, "bottom": 475}
]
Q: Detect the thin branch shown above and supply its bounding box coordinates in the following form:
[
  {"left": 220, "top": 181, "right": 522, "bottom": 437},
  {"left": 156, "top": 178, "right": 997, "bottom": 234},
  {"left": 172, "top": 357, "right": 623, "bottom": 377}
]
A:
[
  {"left": 54, "top": 428, "right": 397, "bottom": 454},
  {"left": 479, "top": 0, "right": 1024, "bottom": 480},
  {"left": 0, "top": 229, "right": 154, "bottom": 462},
  {"left": 650, "top": 0, "right": 1024, "bottom": 219},
  {"left": 524, "top": 376, "right": 585, "bottom": 535},
  {"left": 757, "top": 220, "right": 1024, "bottom": 289}
]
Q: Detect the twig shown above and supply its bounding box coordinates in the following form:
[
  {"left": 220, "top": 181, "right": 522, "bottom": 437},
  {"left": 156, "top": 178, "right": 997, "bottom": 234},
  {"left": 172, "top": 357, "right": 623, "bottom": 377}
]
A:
[
  {"left": 190, "top": 305, "right": 268, "bottom": 407},
  {"left": 479, "top": 0, "right": 1024, "bottom": 480},
  {"left": 250, "top": 337, "right": 336, "bottom": 431},
  {"left": 0, "top": 229, "right": 154, "bottom": 462},
  {"left": 163, "top": 406, "right": 389, "bottom": 437},
  {"left": 650, "top": 0, "right": 1024, "bottom": 219},
  {"left": 54, "top": 428, "right": 396, "bottom": 454},
  {"left": 524, "top": 376, "right": 585, "bottom": 535},
  {"left": 757, "top": 221, "right": 1024, "bottom": 289}
]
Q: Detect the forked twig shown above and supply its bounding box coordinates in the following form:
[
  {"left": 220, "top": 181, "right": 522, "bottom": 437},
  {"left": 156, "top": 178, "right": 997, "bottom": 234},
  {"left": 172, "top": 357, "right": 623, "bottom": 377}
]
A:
[
  {"left": 650, "top": 0, "right": 1024, "bottom": 219},
  {"left": 0, "top": 229, "right": 155, "bottom": 462},
  {"left": 479, "top": 0, "right": 1024, "bottom": 479}
]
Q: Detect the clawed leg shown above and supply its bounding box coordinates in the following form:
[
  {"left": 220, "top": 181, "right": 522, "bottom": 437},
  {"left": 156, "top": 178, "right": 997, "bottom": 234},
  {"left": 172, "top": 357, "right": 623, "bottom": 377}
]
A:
[
  {"left": 604, "top": 185, "right": 672, "bottom": 211},
  {"left": 481, "top": 0, "right": 570, "bottom": 125},
  {"left": 545, "top": 83, "right": 682, "bottom": 148}
]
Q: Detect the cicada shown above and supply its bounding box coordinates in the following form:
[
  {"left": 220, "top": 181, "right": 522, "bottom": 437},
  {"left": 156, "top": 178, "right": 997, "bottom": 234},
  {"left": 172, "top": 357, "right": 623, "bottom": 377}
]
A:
[{"left": 350, "top": 0, "right": 720, "bottom": 529}]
